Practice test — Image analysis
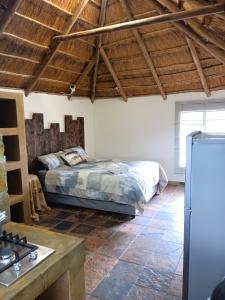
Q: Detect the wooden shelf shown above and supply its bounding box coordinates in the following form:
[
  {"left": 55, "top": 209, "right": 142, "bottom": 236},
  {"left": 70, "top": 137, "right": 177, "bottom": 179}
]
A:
[
  {"left": 9, "top": 194, "right": 23, "bottom": 206},
  {"left": 6, "top": 161, "right": 21, "bottom": 172},
  {"left": 0, "top": 91, "right": 30, "bottom": 224},
  {"left": 0, "top": 128, "right": 19, "bottom": 136}
]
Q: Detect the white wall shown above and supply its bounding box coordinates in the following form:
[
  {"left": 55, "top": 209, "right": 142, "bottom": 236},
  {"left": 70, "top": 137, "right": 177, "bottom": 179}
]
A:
[
  {"left": 93, "top": 90, "right": 225, "bottom": 182},
  {"left": 2, "top": 87, "right": 225, "bottom": 182},
  {"left": 0, "top": 89, "right": 95, "bottom": 157}
]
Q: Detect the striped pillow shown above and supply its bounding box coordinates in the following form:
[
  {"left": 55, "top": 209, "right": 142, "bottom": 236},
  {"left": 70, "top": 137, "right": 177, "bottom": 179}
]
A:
[{"left": 60, "top": 151, "right": 85, "bottom": 167}]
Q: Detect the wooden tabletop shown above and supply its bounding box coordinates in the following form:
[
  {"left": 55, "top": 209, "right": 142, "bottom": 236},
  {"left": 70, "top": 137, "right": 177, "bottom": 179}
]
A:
[{"left": 0, "top": 222, "right": 85, "bottom": 300}]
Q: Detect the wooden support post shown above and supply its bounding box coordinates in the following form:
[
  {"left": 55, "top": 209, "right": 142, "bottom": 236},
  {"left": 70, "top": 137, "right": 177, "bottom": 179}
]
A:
[
  {"left": 53, "top": 3, "right": 225, "bottom": 42},
  {"left": 91, "top": 0, "right": 107, "bottom": 103},
  {"left": 0, "top": 0, "right": 22, "bottom": 34},
  {"left": 119, "top": 0, "right": 166, "bottom": 100},
  {"left": 25, "top": 0, "right": 90, "bottom": 96},
  {"left": 100, "top": 48, "right": 128, "bottom": 102}
]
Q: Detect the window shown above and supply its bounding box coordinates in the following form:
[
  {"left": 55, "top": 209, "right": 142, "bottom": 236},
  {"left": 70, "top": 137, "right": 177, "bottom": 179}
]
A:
[{"left": 175, "top": 101, "right": 225, "bottom": 173}]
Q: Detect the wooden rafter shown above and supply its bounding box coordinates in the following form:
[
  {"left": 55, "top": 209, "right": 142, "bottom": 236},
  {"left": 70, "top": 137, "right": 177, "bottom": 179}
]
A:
[
  {"left": 91, "top": 0, "right": 108, "bottom": 103},
  {"left": 186, "top": 38, "right": 210, "bottom": 97},
  {"left": 148, "top": 0, "right": 225, "bottom": 65},
  {"left": 100, "top": 48, "right": 128, "bottom": 102},
  {"left": 0, "top": 0, "right": 22, "bottom": 34},
  {"left": 53, "top": 3, "right": 225, "bottom": 41},
  {"left": 119, "top": 0, "right": 166, "bottom": 100},
  {"left": 157, "top": 0, "right": 225, "bottom": 53},
  {"left": 150, "top": 0, "right": 210, "bottom": 97},
  {"left": 24, "top": 0, "right": 90, "bottom": 96},
  {"left": 68, "top": 60, "right": 95, "bottom": 100}
]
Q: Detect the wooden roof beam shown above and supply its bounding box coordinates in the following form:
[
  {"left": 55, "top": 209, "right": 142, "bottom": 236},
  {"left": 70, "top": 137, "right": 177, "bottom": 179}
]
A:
[
  {"left": 53, "top": 3, "right": 225, "bottom": 41},
  {"left": 69, "top": 60, "right": 95, "bottom": 100},
  {"left": 119, "top": 0, "right": 166, "bottom": 100},
  {"left": 187, "top": 38, "right": 210, "bottom": 97},
  {"left": 148, "top": 0, "right": 225, "bottom": 65},
  {"left": 157, "top": 0, "right": 225, "bottom": 53},
  {"left": 0, "top": 0, "right": 22, "bottom": 34},
  {"left": 100, "top": 48, "right": 128, "bottom": 102},
  {"left": 150, "top": 0, "right": 211, "bottom": 96},
  {"left": 25, "top": 0, "right": 90, "bottom": 96},
  {"left": 91, "top": 0, "right": 108, "bottom": 103}
]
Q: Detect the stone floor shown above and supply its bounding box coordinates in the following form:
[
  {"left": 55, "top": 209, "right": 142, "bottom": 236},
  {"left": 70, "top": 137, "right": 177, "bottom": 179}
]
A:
[{"left": 35, "top": 184, "right": 184, "bottom": 300}]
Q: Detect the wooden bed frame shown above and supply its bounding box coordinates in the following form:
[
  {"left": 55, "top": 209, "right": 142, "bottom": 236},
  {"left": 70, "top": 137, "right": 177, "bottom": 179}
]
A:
[{"left": 25, "top": 113, "right": 84, "bottom": 174}]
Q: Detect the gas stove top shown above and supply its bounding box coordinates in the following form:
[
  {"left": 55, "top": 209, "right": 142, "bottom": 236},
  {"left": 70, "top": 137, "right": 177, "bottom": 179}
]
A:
[{"left": 0, "top": 230, "right": 55, "bottom": 287}]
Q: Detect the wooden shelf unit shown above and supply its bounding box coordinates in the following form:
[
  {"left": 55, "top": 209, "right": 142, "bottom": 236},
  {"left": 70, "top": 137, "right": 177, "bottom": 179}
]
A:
[{"left": 0, "top": 92, "right": 30, "bottom": 224}]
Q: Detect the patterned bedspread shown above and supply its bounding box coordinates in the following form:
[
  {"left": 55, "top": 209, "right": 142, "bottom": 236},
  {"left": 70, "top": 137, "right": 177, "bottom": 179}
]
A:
[{"left": 45, "top": 159, "right": 168, "bottom": 213}]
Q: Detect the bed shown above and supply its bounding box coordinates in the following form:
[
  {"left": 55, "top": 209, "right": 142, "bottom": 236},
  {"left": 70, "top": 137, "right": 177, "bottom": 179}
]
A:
[
  {"left": 25, "top": 113, "right": 168, "bottom": 217},
  {"left": 38, "top": 159, "right": 168, "bottom": 216}
]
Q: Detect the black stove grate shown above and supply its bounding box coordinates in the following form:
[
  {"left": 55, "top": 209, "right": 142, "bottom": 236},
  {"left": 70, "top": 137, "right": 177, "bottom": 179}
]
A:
[{"left": 0, "top": 231, "right": 38, "bottom": 274}]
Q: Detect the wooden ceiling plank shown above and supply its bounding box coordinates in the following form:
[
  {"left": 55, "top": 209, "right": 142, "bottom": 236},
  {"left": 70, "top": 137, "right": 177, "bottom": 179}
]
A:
[
  {"left": 0, "top": 0, "right": 22, "bottom": 34},
  {"left": 149, "top": 0, "right": 225, "bottom": 65},
  {"left": 53, "top": 3, "right": 225, "bottom": 41},
  {"left": 25, "top": 0, "right": 90, "bottom": 96},
  {"left": 187, "top": 38, "right": 210, "bottom": 97},
  {"left": 91, "top": 0, "right": 108, "bottom": 103},
  {"left": 69, "top": 60, "right": 95, "bottom": 100},
  {"left": 100, "top": 47, "right": 128, "bottom": 102},
  {"left": 119, "top": 0, "right": 166, "bottom": 100}
]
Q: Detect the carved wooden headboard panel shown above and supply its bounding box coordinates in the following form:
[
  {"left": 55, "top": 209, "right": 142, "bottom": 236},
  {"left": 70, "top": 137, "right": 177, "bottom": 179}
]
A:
[{"left": 25, "top": 113, "right": 85, "bottom": 174}]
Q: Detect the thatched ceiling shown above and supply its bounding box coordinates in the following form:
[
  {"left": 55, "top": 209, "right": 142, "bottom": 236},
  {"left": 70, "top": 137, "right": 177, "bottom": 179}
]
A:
[{"left": 0, "top": 0, "right": 225, "bottom": 101}]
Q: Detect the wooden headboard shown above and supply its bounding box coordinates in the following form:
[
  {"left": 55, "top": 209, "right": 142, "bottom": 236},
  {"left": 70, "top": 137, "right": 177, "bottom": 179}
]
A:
[{"left": 25, "top": 113, "right": 85, "bottom": 174}]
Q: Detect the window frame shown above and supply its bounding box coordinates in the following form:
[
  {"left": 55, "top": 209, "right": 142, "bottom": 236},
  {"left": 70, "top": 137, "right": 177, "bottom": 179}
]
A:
[{"left": 175, "top": 100, "right": 225, "bottom": 174}]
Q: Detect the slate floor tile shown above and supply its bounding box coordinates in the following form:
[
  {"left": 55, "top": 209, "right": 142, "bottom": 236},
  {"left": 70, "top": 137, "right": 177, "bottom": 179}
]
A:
[
  {"left": 84, "top": 214, "right": 109, "bottom": 226},
  {"left": 38, "top": 217, "right": 61, "bottom": 227},
  {"left": 85, "top": 236, "right": 105, "bottom": 252},
  {"left": 85, "top": 269, "right": 104, "bottom": 294},
  {"left": 168, "top": 275, "right": 183, "bottom": 298},
  {"left": 85, "top": 253, "right": 118, "bottom": 277},
  {"left": 97, "top": 240, "right": 130, "bottom": 259},
  {"left": 55, "top": 211, "right": 74, "bottom": 219},
  {"left": 89, "top": 226, "right": 115, "bottom": 240},
  {"left": 175, "top": 255, "right": 183, "bottom": 276},
  {"left": 120, "top": 246, "right": 152, "bottom": 266},
  {"left": 92, "top": 274, "right": 132, "bottom": 300},
  {"left": 71, "top": 224, "right": 96, "bottom": 236},
  {"left": 124, "top": 285, "right": 165, "bottom": 300},
  {"left": 35, "top": 184, "right": 185, "bottom": 300},
  {"left": 145, "top": 252, "right": 180, "bottom": 273},
  {"left": 163, "top": 230, "right": 184, "bottom": 244},
  {"left": 154, "top": 240, "right": 183, "bottom": 257},
  {"left": 52, "top": 220, "right": 74, "bottom": 231},
  {"left": 136, "top": 267, "right": 174, "bottom": 294},
  {"left": 85, "top": 295, "right": 100, "bottom": 300},
  {"left": 102, "top": 219, "right": 124, "bottom": 229},
  {"left": 110, "top": 260, "right": 143, "bottom": 284}
]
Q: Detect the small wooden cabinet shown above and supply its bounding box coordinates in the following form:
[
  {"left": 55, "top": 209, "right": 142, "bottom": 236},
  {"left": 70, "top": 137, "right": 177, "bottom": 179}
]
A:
[{"left": 0, "top": 91, "right": 30, "bottom": 224}]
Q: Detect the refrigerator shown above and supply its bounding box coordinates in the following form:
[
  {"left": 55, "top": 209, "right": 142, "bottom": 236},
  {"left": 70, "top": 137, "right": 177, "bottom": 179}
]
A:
[{"left": 183, "top": 131, "right": 225, "bottom": 300}]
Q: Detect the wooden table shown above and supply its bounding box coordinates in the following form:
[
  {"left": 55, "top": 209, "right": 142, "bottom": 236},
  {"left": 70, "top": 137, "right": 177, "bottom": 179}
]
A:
[{"left": 0, "top": 222, "right": 85, "bottom": 300}]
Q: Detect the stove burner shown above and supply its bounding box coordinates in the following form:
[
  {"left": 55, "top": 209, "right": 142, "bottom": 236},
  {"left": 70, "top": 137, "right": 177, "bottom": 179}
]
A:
[{"left": 0, "top": 248, "right": 14, "bottom": 261}]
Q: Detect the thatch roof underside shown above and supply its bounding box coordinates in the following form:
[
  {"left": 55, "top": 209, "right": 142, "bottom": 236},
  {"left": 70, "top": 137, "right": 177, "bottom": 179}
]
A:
[{"left": 0, "top": 0, "right": 225, "bottom": 101}]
